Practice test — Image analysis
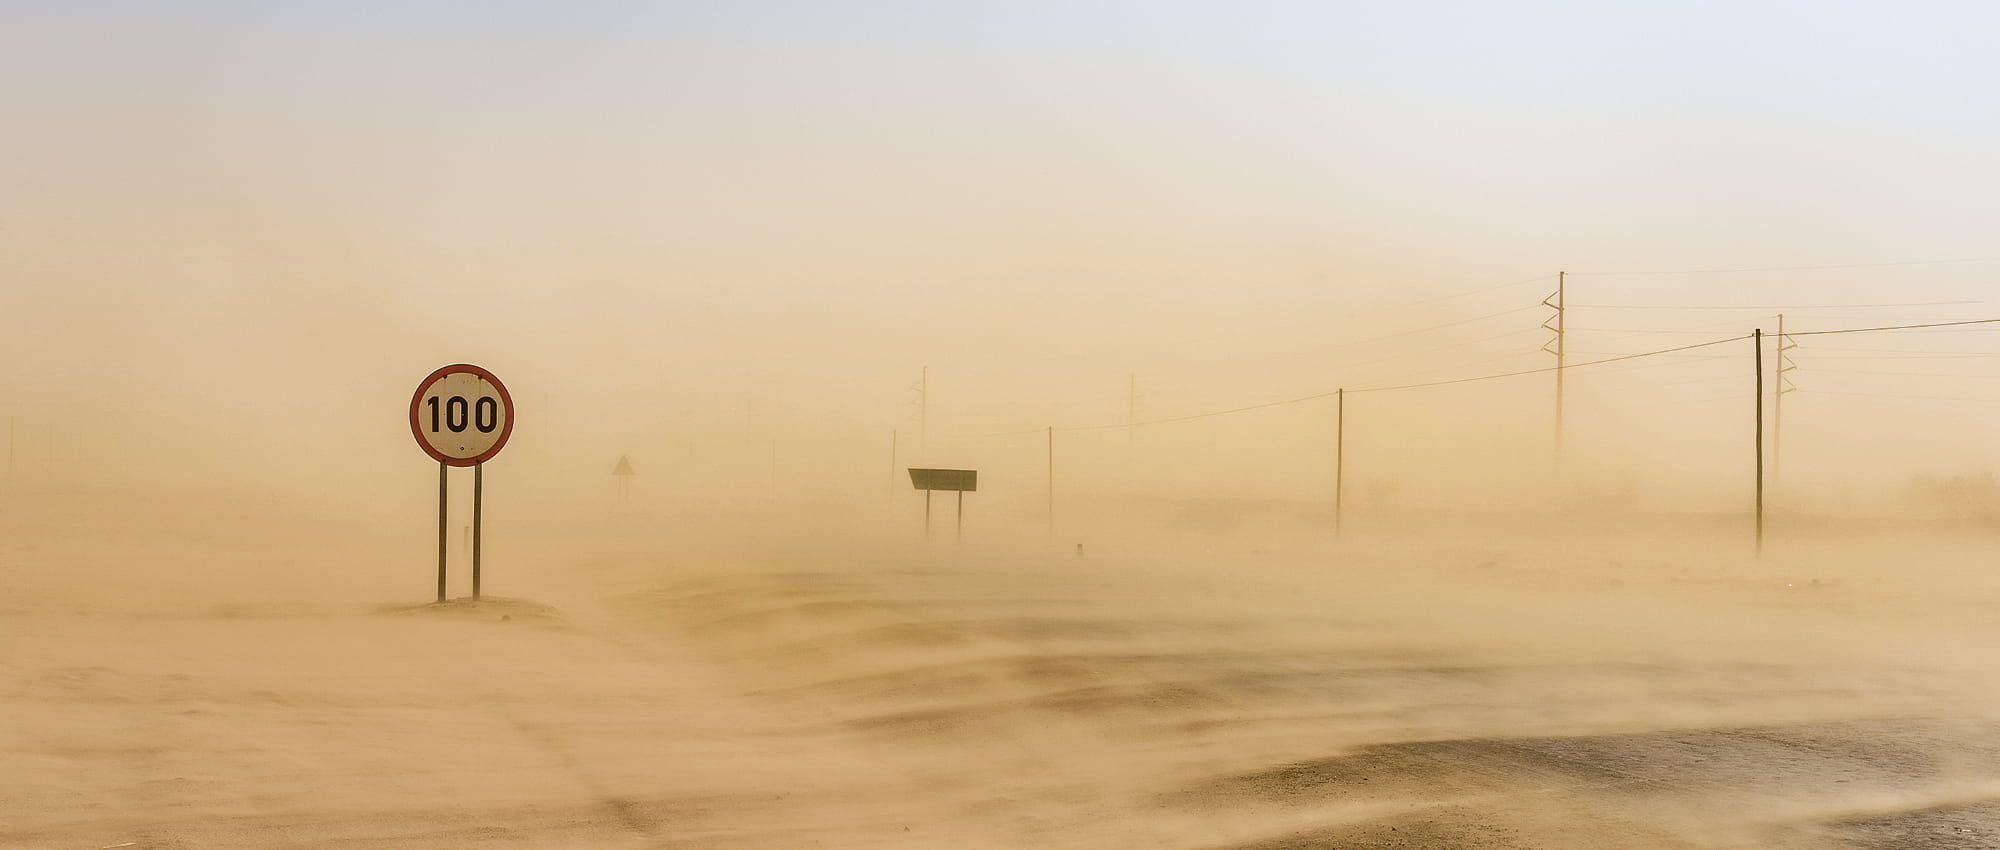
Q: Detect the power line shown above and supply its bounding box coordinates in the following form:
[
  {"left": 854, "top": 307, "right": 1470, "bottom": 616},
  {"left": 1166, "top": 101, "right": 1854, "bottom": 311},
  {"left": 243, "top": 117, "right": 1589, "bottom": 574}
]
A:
[
  {"left": 1780, "top": 314, "right": 1985, "bottom": 323},
  {"left": 1802, "top": 344, "right": 2000, "bottom": 355},
  {"left": 943, "top": 317, "right": 1548, "bottom": 439},
  {"left": 1294, "top": 304, "right": 1543, "bottom": 353},
  {"left": 1338, "top": 339, "right": 1749, "bottom": 395},
  {"left": 1403, "top": 272, "right": 1558, "bottom": 305},
  {"left": 1574, "top": 315, "right": 1770, "bottom": 350},
  {"left": 946, "top": 317, "right": 2000, "bottom": 439},
  {"left": 1573, "top": 371, "right": 1746, "bottom": 397},
  {"left": 1055, "top": 334, "right": 1752, "bottom": 432},
  {"left": 1383, "top": 345, "right": 1548, "bottom": 379},
  {"left": 1087, "top": 306, "right": 1549, "bottom": 400},
  {"left": 1801, "top": 389, "right": 2000, "bottom": 404},
  {"left": 1806, "top": 368, "right": 2000, "bottom": 379},
  {"left": 1318, "top": 326, "right": 1545, "bottom": 375},
  {"left": 1568, "top": 301, "right": 1979, "bottom": 310},
  {"left": 1833, "top": 327, "right": 2000, "bottom": 334},
  {"left": 1568, "top": 350, "right": 1737, "bottom": 358},
  {"left": 1793, "top": 351, "right": 2000, "bottom": 360},
  {"left": 1569, "top": 327, "right": 1758, "bottom": 335},
  {"left": 1569, "top": 257, "right": 2000, "bottom": 276},
  {"left": 1029, "top": 272, "right": 1554, "bottom": 364},
  {"left": 1623, "top": 391, "right": 1760, "bottom": 410},
  {"left": 1790, "top": 318, "right": 2000, "bottom": 336}
]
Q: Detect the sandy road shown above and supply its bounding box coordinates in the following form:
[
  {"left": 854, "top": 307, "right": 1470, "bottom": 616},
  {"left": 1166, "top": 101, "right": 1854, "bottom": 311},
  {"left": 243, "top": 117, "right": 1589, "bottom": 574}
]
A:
[
  {"left": 599, "top": 543, "right": 2000, "bottom": 849},
  {"left": 0, "top": 591, "right": 981, "bottom": 849}
]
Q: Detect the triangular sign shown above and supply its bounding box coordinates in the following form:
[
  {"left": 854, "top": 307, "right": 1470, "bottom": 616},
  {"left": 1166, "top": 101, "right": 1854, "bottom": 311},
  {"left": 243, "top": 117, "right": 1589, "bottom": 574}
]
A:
[{"left": 612, "top": 455, "right": 636, "bottom": 476}]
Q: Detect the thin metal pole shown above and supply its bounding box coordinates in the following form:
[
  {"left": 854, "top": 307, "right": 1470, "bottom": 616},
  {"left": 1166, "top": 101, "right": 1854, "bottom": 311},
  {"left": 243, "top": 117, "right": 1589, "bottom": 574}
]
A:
[
  {"left": 1335, "top": 388, "right": 1345, "bottom": 538},
  {"left": 1754, "top": 329, "right": 1765, "bottom": 553},
  {"left": 436, "top": 461, "right": 448, "bottom": 603},
  {"left": 472, "top": 461, "right": 484, "bottom": 600},
  {"left": 956, "top": 490, "right": 964, "bottom": 543},
  {"left": 924, "top": 489, "right": 932, "bottom": 540},
  {"left": 1555, "top": 271, "right": 1566, "bottom": 466},
  {"left": 1127, "top": 372, "right": 1136, "bottom": 447},
  {"left": 1046, "top": 426, "right": 1055, "bottom": 535},
  {"left": 1773, "top": 314, "right": 1784, "bottom": 488}
]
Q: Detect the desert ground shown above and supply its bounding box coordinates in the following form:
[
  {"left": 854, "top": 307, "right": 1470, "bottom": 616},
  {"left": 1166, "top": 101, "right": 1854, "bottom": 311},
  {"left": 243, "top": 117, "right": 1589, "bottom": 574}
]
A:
[{"left": 8, "top": 493, "right": 2000, "bottom": 849}]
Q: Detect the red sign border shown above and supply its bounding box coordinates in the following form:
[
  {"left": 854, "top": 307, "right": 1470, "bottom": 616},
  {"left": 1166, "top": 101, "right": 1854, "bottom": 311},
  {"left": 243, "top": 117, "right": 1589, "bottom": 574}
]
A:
[{"left": 409, "top": 364, "right": 514, "bottom": 467}]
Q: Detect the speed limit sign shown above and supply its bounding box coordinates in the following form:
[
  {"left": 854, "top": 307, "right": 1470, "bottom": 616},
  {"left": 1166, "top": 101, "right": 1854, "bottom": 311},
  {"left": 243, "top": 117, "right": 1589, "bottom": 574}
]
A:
[
  {"left": 409, "top": 364, "right": 513, "bottom": 466},
  {"left": 412, "top": 364, "right": 513, "bottom": 604}
]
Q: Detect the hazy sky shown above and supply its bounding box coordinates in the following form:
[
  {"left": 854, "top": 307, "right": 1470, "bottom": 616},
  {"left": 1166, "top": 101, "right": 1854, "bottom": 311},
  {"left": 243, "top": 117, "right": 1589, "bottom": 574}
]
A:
[{"left": 3, "top": 2, "right": 1997, "bottom": 509}]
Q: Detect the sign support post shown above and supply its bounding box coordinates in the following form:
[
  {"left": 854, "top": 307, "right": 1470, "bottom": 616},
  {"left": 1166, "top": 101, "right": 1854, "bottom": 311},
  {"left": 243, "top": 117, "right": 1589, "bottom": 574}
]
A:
[
  {"left": 908, "top": 468, "right": 976, "bottom": 544},
  {"left": 436, "top": 462, "right": 448, "bottom": 603},
  {"left": 473, "top": 462, "right": 484, "bottom": 600}
]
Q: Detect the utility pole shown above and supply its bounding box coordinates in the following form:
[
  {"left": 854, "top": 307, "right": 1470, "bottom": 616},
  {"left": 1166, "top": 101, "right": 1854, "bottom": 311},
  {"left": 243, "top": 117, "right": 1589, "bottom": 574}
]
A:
[
  {"left": 1773, "top": 314, "right": 1798, "bottom": 488},
  {"left": 1046, "top": 425, "right": 1055, "bottom": 535},
  {"left": 1335, "top": 388, "right": 1345, "bottom": 538},
  {"left": 1541, "top": 272, "right": 1567, "bottom": 472},
  {"left": 1127, "top": 372, "right": 1137, "bottom": 447},
  {"left": 1754, "top": 329, "right": 1765, "bottom": 553}
]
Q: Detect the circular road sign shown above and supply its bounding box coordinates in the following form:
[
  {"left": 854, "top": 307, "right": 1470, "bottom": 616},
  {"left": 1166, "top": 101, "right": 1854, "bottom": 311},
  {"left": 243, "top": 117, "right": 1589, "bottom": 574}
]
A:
[{"left": 409, "top": 364, "right": 514, "bottom": 466}]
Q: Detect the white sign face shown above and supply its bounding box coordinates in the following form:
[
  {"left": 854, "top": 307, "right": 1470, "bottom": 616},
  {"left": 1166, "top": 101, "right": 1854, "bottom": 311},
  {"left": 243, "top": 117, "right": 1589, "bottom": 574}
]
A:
[{"left": 409, "top": 364, "right": 513, "bottom": 466}]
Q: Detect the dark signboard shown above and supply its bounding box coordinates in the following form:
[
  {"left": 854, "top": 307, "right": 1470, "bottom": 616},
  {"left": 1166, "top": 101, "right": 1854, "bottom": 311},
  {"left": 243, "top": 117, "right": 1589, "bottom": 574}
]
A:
[{"left": 908, "top": 468, "right": 977, "bottom": 492}]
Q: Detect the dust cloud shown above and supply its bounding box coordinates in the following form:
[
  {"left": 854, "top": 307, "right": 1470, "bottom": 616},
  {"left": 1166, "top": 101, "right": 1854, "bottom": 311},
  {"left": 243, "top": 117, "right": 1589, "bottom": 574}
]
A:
[{"left": 9, "top": 4, "right": 2000, "bottom": 849}]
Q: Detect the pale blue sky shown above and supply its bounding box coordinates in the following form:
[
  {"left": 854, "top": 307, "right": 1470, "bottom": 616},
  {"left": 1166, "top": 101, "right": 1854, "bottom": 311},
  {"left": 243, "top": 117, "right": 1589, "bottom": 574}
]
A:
[{"left": 2, "top": 2, "right": 1997, "bottom": 500}]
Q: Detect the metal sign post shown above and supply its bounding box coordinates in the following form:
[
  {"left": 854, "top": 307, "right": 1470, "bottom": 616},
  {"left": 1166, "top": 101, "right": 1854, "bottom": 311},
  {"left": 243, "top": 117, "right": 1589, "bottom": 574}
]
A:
[
  {"left": 410, "top": 364, "right": 514, "bottom": 602},
  {"left": 436, "top": 462, "right": 447, "bottom": 603},
  {"left": 908, "top": 468, "right": 977, "bottom": 542},
  {"left": 473, "top": 462, "right": 485, "bottom": 598}
]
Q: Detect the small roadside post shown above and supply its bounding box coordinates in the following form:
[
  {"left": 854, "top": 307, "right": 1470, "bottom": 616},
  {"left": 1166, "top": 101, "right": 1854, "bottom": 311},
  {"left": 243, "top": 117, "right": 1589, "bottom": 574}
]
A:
[
  {"left": 908, "top": 468, "right": 977, "bottom": 542},
  {"left": 409, "top": 364, "right": 514, "bottom": 602},
  {"left": 612, "top": 455, "right": 636, "bottom": 502}
]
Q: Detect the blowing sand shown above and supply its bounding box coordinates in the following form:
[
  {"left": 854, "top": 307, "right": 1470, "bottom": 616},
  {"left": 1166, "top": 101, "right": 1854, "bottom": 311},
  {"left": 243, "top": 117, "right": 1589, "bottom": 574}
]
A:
[{"left": 7, "top": 497, "right": 2000, "bottom": 849}]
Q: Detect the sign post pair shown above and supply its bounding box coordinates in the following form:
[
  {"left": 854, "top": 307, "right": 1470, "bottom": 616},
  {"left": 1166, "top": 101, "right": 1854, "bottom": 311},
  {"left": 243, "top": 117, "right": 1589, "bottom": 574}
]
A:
[
  {"left": 409, "top": 364, "right": 514, "bottom": 603},
  {"left": 909, "top": 468, "right": 976, "bottom": 542}
]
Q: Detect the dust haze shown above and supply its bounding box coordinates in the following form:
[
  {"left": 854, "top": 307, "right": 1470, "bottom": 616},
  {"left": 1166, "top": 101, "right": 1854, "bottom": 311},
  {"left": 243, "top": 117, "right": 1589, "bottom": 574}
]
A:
[{"left": 8, "top": 4, "right": 2000, "bottom": 849}]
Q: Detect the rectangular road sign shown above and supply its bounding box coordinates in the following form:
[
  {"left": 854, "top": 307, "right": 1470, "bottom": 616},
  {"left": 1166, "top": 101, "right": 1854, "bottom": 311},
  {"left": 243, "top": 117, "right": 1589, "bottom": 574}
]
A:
[{"left": 909, "top": 468, "right": 977, "bottom": 492}]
